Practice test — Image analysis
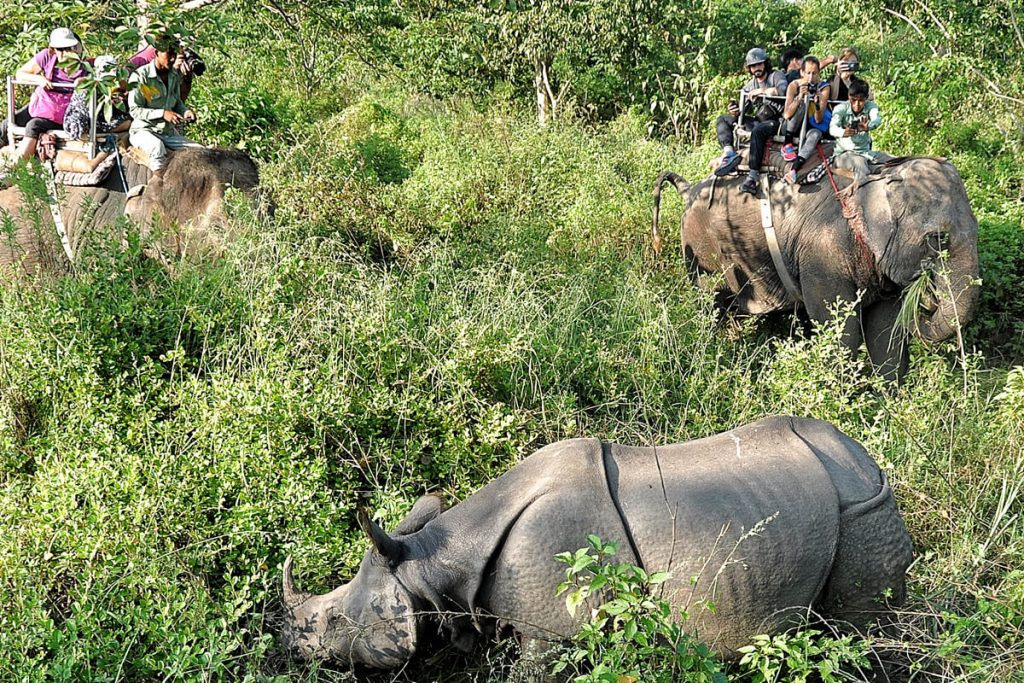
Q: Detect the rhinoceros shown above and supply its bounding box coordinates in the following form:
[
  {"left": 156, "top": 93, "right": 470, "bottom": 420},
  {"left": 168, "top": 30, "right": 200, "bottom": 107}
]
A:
[{"left": 281, "top": 416, "right": 913, "bottom": 669}]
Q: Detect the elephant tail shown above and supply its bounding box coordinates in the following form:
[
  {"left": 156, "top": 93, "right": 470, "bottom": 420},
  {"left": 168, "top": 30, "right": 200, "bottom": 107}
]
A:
[{"left": 652, "top": 171, "right": 690, "bottom": 257}]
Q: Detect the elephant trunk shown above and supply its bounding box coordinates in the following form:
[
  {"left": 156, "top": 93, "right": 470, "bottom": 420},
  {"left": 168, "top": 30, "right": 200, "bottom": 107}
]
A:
[
  {"left": 652, "top": 171, "right": 690, "bottom": 256},
  {"left": 917, "top": 230, "right": 979, "bottom": 343}
]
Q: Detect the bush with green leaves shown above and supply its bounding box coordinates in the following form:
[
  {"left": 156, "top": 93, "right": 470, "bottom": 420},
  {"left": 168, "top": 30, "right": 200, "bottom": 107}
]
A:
[
  {"left": 553, "top": 535, "right": 727, "bottom": 683},
  {"left": 737, "top": 629, "right": 874, "bottom": 683}
]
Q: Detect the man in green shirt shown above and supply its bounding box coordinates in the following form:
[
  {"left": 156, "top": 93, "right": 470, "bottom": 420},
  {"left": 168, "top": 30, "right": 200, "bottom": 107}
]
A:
[
  {"left": 828, "top": 78, "right": 888, "bottom": 181},
  {"left": 127, "top": 36, "right": 201, "bottom": 177}
]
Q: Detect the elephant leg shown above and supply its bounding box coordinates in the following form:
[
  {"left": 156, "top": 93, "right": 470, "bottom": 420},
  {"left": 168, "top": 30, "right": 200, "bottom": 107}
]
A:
[
  {"left": 802, "top": 279, "right": 863, "bottom": 356},
  {"left": 863, "top": 297, "right": 910, "bottom": 383}
]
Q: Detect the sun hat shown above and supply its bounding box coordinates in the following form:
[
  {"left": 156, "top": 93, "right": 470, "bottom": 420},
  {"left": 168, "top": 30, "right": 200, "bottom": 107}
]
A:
[{"left": 49, "top": 27, "right": 79, "bottom": 50}]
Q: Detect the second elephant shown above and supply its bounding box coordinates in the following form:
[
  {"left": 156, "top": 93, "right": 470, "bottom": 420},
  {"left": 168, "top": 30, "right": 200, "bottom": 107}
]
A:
[{"left": 653, "top": 157, "right": 979, "bottom": 382}]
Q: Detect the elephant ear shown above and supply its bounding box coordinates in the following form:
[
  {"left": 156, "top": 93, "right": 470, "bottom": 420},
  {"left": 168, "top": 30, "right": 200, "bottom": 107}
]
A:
[
  {"left": 394, "top": 495, "right": 446, "bottom": 536},
  {"left": 858, "top": 176, "right": 908, "bottom": 279}
]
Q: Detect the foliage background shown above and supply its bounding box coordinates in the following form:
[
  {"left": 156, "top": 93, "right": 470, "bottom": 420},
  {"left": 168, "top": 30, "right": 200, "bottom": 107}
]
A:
[{"left": 1, "top": 0, "right": 1023, "bottom": 680}]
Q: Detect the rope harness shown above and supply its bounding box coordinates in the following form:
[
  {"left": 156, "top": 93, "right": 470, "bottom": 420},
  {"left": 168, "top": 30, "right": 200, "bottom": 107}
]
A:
[{"left": 817, "top": 146, "right": 877, "bottom": 273}]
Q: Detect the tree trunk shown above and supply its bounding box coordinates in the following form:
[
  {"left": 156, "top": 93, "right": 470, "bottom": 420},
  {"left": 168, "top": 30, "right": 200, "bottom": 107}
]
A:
[
  {"left": 136, "top": 0, "right": 151, "bottom": 48},
  {"left": 535, "top": 58, "right": 549, "bottom": 126}
]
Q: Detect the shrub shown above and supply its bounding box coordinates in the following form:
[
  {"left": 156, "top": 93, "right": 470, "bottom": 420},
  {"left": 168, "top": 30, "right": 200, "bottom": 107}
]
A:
[{"left": 553, "top": 535, "right": 726, "bottom": 683}]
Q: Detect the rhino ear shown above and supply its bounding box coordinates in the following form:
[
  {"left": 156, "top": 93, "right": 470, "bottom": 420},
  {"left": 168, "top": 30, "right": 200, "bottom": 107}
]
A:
[
  {"left": 358, "top": 510, "right": 405, "bottom": 565},
  {"left": 394, "top": 495, "right": 445, "bottom": 536}
]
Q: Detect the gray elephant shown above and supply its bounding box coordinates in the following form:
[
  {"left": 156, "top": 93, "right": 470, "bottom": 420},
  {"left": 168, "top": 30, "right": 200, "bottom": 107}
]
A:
[
  {"left": 281, "top": 416, "right": 912, "bottom": 669},
  {"left": 652, "top": 157, "right": 979, "bottom": 382},
  {"left": 0, "top": 146, "right": 260, "bottom": 273}
]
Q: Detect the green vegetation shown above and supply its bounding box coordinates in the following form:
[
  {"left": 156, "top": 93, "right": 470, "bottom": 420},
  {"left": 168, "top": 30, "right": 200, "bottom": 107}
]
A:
[
  {"left": 1, "top": 0, "right": 1023, "bottom": 680},
  {"left": 555, "top": 536, "right": 726, "bottom": 683}
]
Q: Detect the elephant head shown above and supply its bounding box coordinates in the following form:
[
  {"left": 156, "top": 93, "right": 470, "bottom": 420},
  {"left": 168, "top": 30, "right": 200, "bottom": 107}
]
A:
[
  {"left": 281, "top": 496, "right": 445, "bottom": 667},
  {"left": 860, "top": 158, "right": 979, "bottom": 342}
]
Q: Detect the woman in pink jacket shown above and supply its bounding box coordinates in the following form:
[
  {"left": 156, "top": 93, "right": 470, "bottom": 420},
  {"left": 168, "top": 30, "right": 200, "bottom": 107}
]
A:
[{"left": 0, "top": 28, "right": 89, "bottom": 161}]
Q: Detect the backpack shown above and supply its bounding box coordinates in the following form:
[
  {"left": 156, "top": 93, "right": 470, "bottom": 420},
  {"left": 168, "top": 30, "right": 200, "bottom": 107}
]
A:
[{"left": 37, "top": 132, "right": 60, "bottom": 163}]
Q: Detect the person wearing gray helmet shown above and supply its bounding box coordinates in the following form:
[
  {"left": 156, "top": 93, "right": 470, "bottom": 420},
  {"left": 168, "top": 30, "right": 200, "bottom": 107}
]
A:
[{"left": 713, "top": 47, "right": 787, "bottom": 196}]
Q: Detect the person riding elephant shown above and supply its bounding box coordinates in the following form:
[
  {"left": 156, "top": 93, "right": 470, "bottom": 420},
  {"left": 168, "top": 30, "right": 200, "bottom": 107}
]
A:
[
  {"left": 651, "top": 157, "right": 979, "bottom": 383},
  {"left": 713, "top": 47, "right": 788, "bottom": 192},
  {"left": 0, "top": 28, "right": 88, "bottom": 162},
  {"left": 127, "top": 35, "right": 202, "bottom": 179}
]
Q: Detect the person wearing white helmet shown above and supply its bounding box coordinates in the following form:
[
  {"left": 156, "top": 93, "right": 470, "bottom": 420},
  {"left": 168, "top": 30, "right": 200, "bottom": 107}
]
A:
[
  {"left": 713, "top": 46, "right": 788, "bottom": 194},
  {"left": 63, "top": 55, "right": 132, "bottom": 141},
  {"left": 0, "top": 28, "right": 89, "bottom": 161}
]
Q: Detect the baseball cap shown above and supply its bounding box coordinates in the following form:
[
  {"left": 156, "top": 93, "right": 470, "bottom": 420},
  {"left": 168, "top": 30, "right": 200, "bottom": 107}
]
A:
[{"left": 49, "top": 28, "right": 79, "bottom": 50}]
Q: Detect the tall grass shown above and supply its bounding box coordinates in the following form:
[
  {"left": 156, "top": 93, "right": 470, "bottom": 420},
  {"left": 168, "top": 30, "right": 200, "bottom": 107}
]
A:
[{"left": 0, "top": 82, "right": 1022, "bottom": 682}]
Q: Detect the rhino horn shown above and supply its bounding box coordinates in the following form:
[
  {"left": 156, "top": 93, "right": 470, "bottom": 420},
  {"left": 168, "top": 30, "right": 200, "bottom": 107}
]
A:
[
  {"left": 282, "top": 556, "right": 312, "bottom": 610},
  {"left": 358, "top": 510, "right": 405, "bottom": 565}
]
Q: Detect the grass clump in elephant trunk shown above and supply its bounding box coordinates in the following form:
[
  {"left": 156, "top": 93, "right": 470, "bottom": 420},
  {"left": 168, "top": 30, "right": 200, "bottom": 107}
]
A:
[{"left": 896, "top": 269, "right": 937, "bottom": 340}]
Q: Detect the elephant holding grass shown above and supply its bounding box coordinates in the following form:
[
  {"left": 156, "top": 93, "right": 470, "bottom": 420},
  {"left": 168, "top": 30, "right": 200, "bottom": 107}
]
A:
[
  {"left": 281, "top": 416, "right": 912, "bottom": 670},
  {"left": 652, "top": 157, "right": 979, "bottom": 381}
]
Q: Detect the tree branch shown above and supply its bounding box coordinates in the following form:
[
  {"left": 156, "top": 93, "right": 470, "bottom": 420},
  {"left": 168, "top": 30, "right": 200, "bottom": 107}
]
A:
[
  {"left": 181, "top": 0, "right": 225, "bottom": 10},
  {"left": 882, "top": 7, "right": 937, "bottom": 54},
  {"left": 261, "top": 0, "right": 300, "bottom": 31},
  {"left": 1007, "top": 0, "right": 1024, "bottom": 52},
  {"left": 912, "top": 0, "right": 952, "bottom": 42},
  {"left": 885, "top": 6, "right": 1024, "bottom": 107}
]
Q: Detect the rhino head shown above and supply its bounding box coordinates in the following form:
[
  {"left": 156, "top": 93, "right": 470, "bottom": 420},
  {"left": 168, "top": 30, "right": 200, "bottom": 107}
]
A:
[{"left": 281, "top": 497, "right": 445, "bottom": 668}]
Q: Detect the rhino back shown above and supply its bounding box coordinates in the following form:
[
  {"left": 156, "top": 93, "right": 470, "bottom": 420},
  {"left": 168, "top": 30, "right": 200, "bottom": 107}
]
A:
[{"left": 608, "top": 416, "right": 842, "bottom": 654}]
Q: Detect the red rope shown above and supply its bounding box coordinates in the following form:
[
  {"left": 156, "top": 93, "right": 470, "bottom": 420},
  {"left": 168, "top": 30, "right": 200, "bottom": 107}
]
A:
[{"left": 816, "top": 145, "right": 876, "bottom": 271}]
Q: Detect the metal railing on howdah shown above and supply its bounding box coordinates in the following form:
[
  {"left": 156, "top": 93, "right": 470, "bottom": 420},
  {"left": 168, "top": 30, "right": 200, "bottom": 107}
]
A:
[{"left": 6, "top": 76, "right": 98, "bottom": 159}]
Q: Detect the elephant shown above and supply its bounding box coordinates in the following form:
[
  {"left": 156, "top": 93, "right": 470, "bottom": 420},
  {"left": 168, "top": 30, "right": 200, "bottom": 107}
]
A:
[
  {"left": 651, "top": 157, "right": 979, "bottom": 382},
  {"left": 0, "top": 146, "right": 260, "bottom": 273},
  {"left": 280, "top": 416, "right": 913, "bottom": 669}
]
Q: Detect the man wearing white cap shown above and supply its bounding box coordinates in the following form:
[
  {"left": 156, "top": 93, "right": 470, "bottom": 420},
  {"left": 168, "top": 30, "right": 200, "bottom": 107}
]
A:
[{"left": 0, "top": 28, "right": 89, "bottom": 161}]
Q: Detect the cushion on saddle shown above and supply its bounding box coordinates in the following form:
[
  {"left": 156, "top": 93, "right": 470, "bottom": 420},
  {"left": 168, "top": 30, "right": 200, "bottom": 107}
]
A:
[
  {"left": 55, "top": 149, "right": 110, "bottom": 174},
  {"left": 736, "top": 140, "right": 836, "bottom": 183},
  {"left": 54, "top": 153, "right": 117, "bottom": 187}
]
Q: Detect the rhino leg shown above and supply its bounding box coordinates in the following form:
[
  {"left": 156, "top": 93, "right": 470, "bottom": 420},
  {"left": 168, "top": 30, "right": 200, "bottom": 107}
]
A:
[{"left": 818, "top": 476, "right": 913, "bottom": 630}]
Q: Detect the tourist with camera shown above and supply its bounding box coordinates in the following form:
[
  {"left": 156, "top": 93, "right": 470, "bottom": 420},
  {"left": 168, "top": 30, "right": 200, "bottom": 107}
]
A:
[
  {"left": 829, "top": 78, "right": 885, "bottom": 182},
  {"left": 713, "top": 47, "right": 788, "bottom": 196},
  {"left": 828, "top": 47, "right": 862, "bottom": 101},
  {"left": 127, "top": 35, "right": 202, "bottom": 178},
  {"left": 780, "top": 55, "right": 831, "bottom": 184}
]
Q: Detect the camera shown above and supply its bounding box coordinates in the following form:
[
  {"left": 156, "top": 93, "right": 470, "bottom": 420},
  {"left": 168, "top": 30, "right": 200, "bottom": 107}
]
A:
[
  {"left": 837, "top": 60, "right": 859, "bottom": 72},
  {"left": 180, "top": 48, "right": 206, "bottom": 77},
  {"left": 806, "top": 81, "right": 818, "bottom": 96}
]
